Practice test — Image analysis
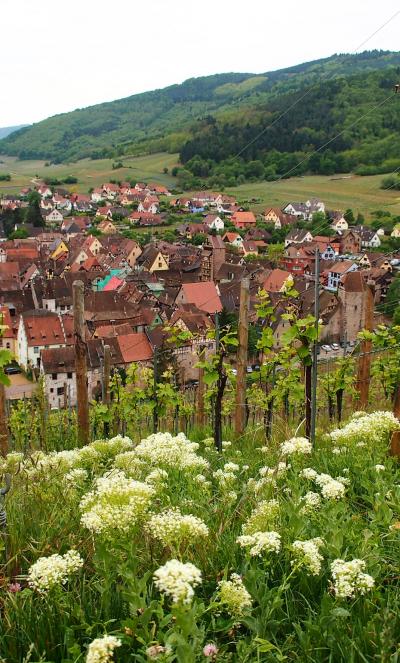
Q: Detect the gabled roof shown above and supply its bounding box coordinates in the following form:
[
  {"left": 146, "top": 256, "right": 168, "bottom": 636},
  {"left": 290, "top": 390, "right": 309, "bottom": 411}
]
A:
[
  {"left": 179, "top": 281, "right": 222, "bottom": 314},
  {"left": 117, "top": 333, "right": 153, "bottom": 363},
  {"left": 263, "top": 268, "right": 291, "bottom": 293}
]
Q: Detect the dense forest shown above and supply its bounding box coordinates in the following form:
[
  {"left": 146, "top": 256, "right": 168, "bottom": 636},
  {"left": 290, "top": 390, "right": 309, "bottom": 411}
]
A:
[{"left": 1, "top": 51, "right": 400, "bottom": 186}]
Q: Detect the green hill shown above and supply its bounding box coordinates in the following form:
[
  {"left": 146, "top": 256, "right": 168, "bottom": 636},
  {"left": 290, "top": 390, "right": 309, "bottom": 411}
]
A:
[
  {"left": 1, "top": 50, "right": 400, "bottom": 169},
  {"left": 0, "top": 124, "right": 29, "bottom": 140}
]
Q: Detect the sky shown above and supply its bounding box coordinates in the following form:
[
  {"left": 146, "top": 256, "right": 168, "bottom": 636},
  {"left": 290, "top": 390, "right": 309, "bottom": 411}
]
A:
[{"left": 1, "top": 0, "right": 400, "bottom": 127}]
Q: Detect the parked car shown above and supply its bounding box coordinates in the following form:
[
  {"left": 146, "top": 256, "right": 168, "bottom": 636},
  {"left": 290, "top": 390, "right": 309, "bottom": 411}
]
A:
[
  {"left": 4, "top": 364, "right": 22, "bottom": 375},
  {"left": 331, "top": 343, "right": 340, "bottom": 350},
  {"left": 321, "top": 344, "right": 331, "bottom": 352}
]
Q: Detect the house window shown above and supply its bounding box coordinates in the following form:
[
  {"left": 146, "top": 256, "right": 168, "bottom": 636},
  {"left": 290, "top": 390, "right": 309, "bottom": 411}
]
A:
[
  {"left": 67, "top": 372, "right": 72, "bottom": 379},
  {"left": 50, "top": 388, "right": 53, "bottom": 393},
  {"left": 34, "top": 347, "right": 39, "bottom": 354},
  {"left": 52, "top": 373, "right": 57, "bottom": 380},
  {"left": 57, "top": 386, "right": 64, "bottom": 396}
]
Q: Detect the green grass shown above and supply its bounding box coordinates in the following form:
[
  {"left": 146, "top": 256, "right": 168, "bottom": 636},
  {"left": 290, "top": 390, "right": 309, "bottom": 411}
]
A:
[
  {"left": 1, "top": 411, "right": 400, "bottom": 662},
  {"left": 0, "top": 153, "right": 179, "bottom": 194},
  {"left": 227, "top": 174, "right": 400, "bottom": 217},
  {"left": 1, "top": 154, "right": 399, "bottom": 220}
]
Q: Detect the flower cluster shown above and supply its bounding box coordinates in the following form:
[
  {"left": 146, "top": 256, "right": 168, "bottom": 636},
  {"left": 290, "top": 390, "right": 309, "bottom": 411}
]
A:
[
  {"left": 217, "top": 573, "right": 252, "bottom": 617},
  {"left": 28, "top": 549, "right": 83, "bottom": 593},
  {"left": 330, "top": 411, "right": 399, "bottom": 447},
  {"left": 64, "top": 468, "right": 88, "bottom": 487},
  {"left": 330, "top": 559, "right": 375, "bottom": 598},
  {"left": 153, "top": 559, "right": 202, "bottom": 604},
  {"left": 80, "top": 471, "right": 154, "bottom": 537},
  {"left": 237, "top": 530, "right": 281, "bottom": 556},
  {"left": 299, "top": 491, "right": 322, "bottom": 514},
  {"left": 280, "top": 437, "right": 312, "bottom": 457},
  {"left": 86, "top": 635, "right": 121, "bottom": 663},
  {"left": 133, "top": 432, "right": 208, "bottom": 472},
  {"left": 147, "top": 508, "right": 209, "bottom": 548},
  {"left": 242, "top": 499, "right": 280, "bottom": 535},
  {"left": 301, "top": 469, "right": 346, "bottom": 500},
  {"left": 291, "top": 538, "right": 324, "bottom": 575}
]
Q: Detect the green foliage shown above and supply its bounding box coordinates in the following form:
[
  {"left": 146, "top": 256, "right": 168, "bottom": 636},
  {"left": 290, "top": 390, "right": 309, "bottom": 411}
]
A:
[
  {"left": 0, "top": 173, "right": 11, "bottom": 181},
  {"left": 2, "top": 50, "right": 400, "bottom": 173}
]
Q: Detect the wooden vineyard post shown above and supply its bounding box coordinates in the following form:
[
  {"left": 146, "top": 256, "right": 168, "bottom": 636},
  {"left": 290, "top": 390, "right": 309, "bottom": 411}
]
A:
[
  {"left": 235, "top": 278, "right": 250, "bottom": 436},
  {"left": 73, "top": 280, "right": 89, "bottom": 446},
  {"left": 103, "top": 344, "right": 111, "bottom": 438},
  {"left": 0, "top": 383, "right": 9, "bottom": 457},
  {"left": 197, "top": 345, "right": 205, "bottom": 429},
  {"left": 390, "top": 383, "right": 400, "bottom": 456},
  {"left": 356, "top": 282, "right": 374, "bottom": 409},
  {"left": 103, "top": 344, "right": 111, "bottom": 405}
]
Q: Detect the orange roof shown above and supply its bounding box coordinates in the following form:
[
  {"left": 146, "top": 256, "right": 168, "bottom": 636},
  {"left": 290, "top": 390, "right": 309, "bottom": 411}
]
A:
[
  {"left": 23, "top": 313, "right": 66, "bottom": 347},
  {"left": 117, "top": 333, "right": 153, "bottom": 363},
  {"left": 263, "top": 269, "right": 291, "bottom": 293},
  {"left": 231, "top": 211, "right": 256, "bottom": 224},
  {"left": 180, "top": 281, "right": 222, "bottom": 314}
]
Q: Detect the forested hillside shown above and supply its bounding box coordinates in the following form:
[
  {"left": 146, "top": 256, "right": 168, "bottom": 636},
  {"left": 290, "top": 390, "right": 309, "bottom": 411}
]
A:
[
  {"left": 1, "top": 50, "right": 400, "bottom": 169},
  {"left": 178, "top": 67, "right": 400, "bottom": 188}
]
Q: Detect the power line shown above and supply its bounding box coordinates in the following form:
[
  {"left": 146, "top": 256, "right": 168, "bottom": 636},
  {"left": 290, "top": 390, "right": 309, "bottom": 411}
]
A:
[
  {"left": 273, "top": 92, "right": 396, "bottom": 182},
  {"left": 233, "top": 9, "right": 400, "bottom": 160}
]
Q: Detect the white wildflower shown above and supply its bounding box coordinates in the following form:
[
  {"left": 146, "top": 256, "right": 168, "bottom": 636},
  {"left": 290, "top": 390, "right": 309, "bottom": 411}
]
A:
[
  {"left": 331, "top": 559, "right": 375, "bottom": 598},
  {"left": 147, "top": 508, "right": 208, "bottom": 547},
  {"left": 242, "top": 499, "right": 279, "bottom": 535},
  {"left": 300, "top": 491, "right": 322, "bottom": 514},
  {"left": 80, "top": 471, "right": 154, "bottom": 537},
  {"left": 217, "top": 573, "right": 252, "bottom": 616},
  {"left": 237, "top": 531, "right": 281, "bottom": 556},
  {"left": 291, "top": 538, "right": 324, "bottom": 575},
  {"left": 64, "top": 468, "right": 88, "bottom": 487},
  {"left": 86, "top": 635, "right": 121, "bottom": 663},
  {"left": 330, "top": 411, "right": 399, "bottom": 447},
  {"left": 28, "top": 549, "right": 83, "bottom": 593},
  {"left": 300, "top": 468, "right": 318, "bottom": 480},
  {"left": 280, "top": 437, "right": 312, "bottom": 457},
  {"left": 153, "top": 559, "right": 202, "bottom": 604},
  {"left": 134, "top": 432, "right": 208, "bottom": 472},
  {"left": 375, "top": 464, "right": 385, "bottom": 472}
]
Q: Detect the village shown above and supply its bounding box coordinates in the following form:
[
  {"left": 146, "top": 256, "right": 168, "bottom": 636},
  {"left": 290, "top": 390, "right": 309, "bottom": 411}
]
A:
[{"left": 0, "top": 178, "right": 399, "bottom": 409}]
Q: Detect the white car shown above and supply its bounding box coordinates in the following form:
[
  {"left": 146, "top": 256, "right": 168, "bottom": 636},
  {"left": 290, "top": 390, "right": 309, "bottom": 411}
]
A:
[
  {"left": 321, "top": 344, "right": 331, "bottom": 352},
  {"left": 331, "top": 343, "right": 340, "bottom": 350}
]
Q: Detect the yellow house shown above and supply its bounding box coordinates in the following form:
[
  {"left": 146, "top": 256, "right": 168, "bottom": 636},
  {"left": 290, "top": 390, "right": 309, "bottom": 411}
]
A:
[
  {"left": 139, "top": 247, "right": 169, "bottom": 272},
  {"left": 391, "top": 224, "right": 400, "bottom": 238},
  {"left": 50, "top": 239, "right": 69, "bottom": 260}
]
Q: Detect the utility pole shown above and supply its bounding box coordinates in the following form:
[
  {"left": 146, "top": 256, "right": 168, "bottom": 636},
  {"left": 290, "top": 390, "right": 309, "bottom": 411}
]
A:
[
  {"left": 235, "top": 278, "right": 250, "bottom": 436},
  {"left": 73, "top": 280, "right": 89, "bottom": 446},
  {"left": 310, "top": 250, "right": 320, "bottom": 445},
  {"left": 0, "top": 383, "right": 9, "bottom": 457},
  {"left": 356, "top": 281, "right": 374, "bottom": 409},
  {"left": 197, "top": 345, "right": 205, "bottom": 428}
]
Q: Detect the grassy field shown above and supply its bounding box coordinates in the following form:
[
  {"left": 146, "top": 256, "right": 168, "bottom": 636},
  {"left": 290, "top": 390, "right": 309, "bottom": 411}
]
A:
[
  {"left": 1, "top": 153, "right": 400, "bottom": 218},
  {"left": 0, "top": 153, "right": 179, "bottom": 193},
  {"left": 227, "top": 175, "right": 400, "bottom": 217}
]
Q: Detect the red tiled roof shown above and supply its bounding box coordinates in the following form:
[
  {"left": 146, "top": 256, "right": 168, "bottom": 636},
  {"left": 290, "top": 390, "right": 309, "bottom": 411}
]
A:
[
  {"left": 231, "top": 211, "right": 256, "bottom": 224},
  {"left": 117, "top": 333, "right": 153, "bottom": 363},
  {"left": 180, "top": 281, "right": 222, "bottom": 314},
  {"left": 103, "top": 276, "right": 123, "bottom": 291},
  {"left": 263, "top": 268, "right": 291, "bottom": 293}
]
